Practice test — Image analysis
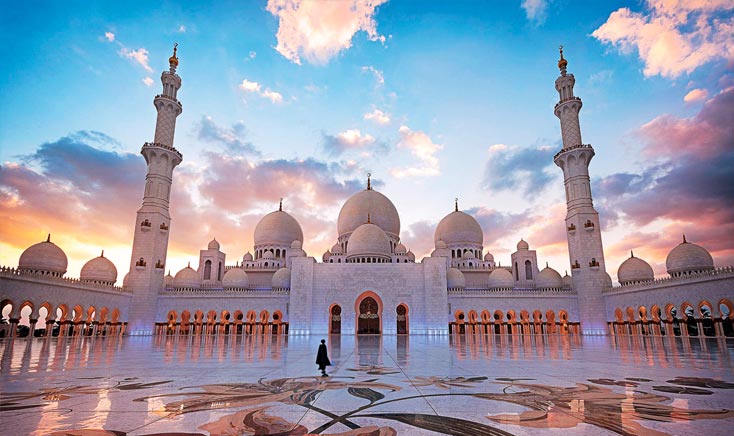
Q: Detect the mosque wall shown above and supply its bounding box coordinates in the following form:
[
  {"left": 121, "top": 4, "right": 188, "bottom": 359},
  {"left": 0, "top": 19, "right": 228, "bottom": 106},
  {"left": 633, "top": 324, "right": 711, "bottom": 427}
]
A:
[
  {"left": 155, "top": 293, "right": 290, "bottom": 323},
  {"left": 288, "top": 256, "right": 448, "bottom": 335}
]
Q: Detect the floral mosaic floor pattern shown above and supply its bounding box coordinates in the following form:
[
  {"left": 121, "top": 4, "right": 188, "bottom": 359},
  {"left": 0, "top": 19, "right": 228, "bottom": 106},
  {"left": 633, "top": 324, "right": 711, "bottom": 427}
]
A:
[{"left": 1, "top": 334, "right": 733, "bottom": 435}]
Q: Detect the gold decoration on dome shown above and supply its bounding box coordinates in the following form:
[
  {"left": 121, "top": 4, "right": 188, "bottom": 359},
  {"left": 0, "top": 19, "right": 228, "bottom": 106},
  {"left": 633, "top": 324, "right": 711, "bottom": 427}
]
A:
[
  {"left": 169, "top": 42, "right": 179, "bottom": 67},
  {"left": 558, "top": 45, "right": 567, "bottom": 71}
]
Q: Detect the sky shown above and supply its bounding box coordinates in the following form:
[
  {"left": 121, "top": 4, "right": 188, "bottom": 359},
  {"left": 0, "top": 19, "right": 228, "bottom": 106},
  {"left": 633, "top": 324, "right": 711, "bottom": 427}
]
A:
[{"left": 1, "top": 0, "right": 732, "bottom": 285}]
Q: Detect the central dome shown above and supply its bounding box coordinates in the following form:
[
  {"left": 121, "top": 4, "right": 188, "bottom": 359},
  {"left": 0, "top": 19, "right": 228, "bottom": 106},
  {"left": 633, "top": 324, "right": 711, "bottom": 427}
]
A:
[
  {"left": 346, "top": 223, "right": 391, "bottom": 258},
  {"left": 338, "top": 188, "right": 400, "bottom": 237},
  {"left": 434, "top": 211, "right": 483, "bottom": 246},
  {"left": 254, "top": 210, "right": 304, "bottom": 246}
]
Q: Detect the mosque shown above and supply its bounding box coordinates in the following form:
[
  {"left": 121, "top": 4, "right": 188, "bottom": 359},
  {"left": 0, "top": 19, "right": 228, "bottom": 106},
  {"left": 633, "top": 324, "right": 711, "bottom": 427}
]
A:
[{"left": 1, "top": 47, "right": 733, "bottom": 339}]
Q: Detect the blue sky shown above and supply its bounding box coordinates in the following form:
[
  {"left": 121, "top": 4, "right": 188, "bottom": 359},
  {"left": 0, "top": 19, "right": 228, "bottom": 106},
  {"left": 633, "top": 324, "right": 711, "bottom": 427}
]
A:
[{"left": 1, "top": 0, "right": 732, "bottom": 281}]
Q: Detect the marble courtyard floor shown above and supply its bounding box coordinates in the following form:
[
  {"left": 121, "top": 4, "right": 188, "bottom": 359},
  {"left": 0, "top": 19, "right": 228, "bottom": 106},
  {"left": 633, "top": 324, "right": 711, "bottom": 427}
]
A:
[{"left": 1, "top": 334, "right": 733, "bottom": 435}]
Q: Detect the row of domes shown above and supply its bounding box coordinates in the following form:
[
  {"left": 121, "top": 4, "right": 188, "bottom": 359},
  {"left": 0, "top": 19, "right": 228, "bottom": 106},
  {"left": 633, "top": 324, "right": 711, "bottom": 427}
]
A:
[
  {"left": 18, "top": 236, "right": 117, "bottom": 284},
  {"left": 617, "top": 236, "right": 714, "bottom": 284},
  {"left": 165, "top": 265, "right": 291, "bottom": 289},
  {"left": 447, "top": 264, "right": 570, "bottom": 289}
]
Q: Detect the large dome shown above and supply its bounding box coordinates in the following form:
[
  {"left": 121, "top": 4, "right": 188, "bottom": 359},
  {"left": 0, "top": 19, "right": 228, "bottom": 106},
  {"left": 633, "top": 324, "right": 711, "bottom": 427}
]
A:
[
  {"left": 666, "top": 237, "right": 714, "bottom": 275},
  {"left": 272, "top": 267, "right": 291, "bottom": 289},
  {"left": 338, "top": 188, "right": 400, "bottom": 237},
  {"left": 536, "top": 265, "right": 562, "bottom": 288},
  {"left": 80, "top": 253, "right": 117, "bottom": 284},
  {"left": 254, "top": 210, "right": 304, "bottom": 246},
  {"left": 488, "top": 268, "right": 514, "bottom": 288},
  {"left": 173, "top": 266, "right": 199, "bottom": 288},
  {"left": 18, "top": 236, "right": 68, "bottom": 275},
  {"left": 618, "top": 252, "right": 654, "bottom": 284},
  {"left": 347, "top": 223, "right": 391, "bottom": 257},
  {"left": 223, "top": 268, "right": 249, "bottom": 288},
  {"left": 434, "top": 210, "right": 483, "bottom": 246},
  {"left": 447, "top": 267, "right": 466, "bottom": 288}
]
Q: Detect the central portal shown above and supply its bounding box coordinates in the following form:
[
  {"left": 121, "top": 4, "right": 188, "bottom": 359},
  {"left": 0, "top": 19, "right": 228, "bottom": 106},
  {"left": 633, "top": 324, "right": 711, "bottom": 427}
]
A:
[{"left": 358, "top": 296, "right": 380, "bottom": 334}]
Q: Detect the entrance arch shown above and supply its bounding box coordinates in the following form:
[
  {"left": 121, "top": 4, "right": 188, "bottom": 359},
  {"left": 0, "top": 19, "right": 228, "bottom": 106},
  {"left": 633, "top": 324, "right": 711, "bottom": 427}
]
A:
[
  {"left": 355, "top": 292, "right": 382, "bottom": 334},
  {"left": 396, "top": 304, "right": 408, "bottom": 334},
  {"left": 329, "top": 304, "right": 342, "bottom": 334}
]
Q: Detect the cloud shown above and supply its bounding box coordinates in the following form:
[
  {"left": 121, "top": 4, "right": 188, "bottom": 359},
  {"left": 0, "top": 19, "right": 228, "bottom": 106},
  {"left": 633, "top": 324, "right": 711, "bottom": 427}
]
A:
[
  {"left": 482, "top": 143, "right": 557, "bottom": 197},
  {"left": 364, "top": 108, "right": 391, "bottom": 125},
  {"left": 593, "top": 87, "right": 734, "bottom": 266},
  {"left": 521, "top": 0, "right": 549, "bottom": 24},
  {"left": 592, "top": 0, "right": 734, "bottom": 78},
  {"left": 266, "top": 0, "right": 388, "bottom": 65},
  {"left": 249, "top": 51, "right": 257, "bottom": 59},
  {"left": 142, "top": 77, "right": 154, "bottom": 87},
  {"left": 361, "top": 65, "right": 385, "bottom": 86},
  {"left": 683, "top": 88, "right": 708, "bottom": 103},
  {"left": 390, "top": 126, "right": 443, "bottom": 178},
  {"left": 104, "top": 32, "right": 115, "bottom": 42},
  {"left": 119, "top": 47, "right": 153, "bottom": 72},
  {"left": 238, "top": 79, "right": 284, "bottom": 104},
  {"left": 322, "top": 129, "right": 380, "bottom": 156},
  {"left": 178, "top": 24, "right": 186, "bottom": 33},
  {"left": 197, "top": 115, "right": 260, "bottom": 156}
]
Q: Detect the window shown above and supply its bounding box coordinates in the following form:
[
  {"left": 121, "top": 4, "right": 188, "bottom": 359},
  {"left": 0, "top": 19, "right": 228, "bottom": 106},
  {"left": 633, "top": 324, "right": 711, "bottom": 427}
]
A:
[
  {"left": 525, "top": 260, "right": 533, "bottom": 280},
  {"left": 204, "top": 260, "right": 212, "bottom": 280}
]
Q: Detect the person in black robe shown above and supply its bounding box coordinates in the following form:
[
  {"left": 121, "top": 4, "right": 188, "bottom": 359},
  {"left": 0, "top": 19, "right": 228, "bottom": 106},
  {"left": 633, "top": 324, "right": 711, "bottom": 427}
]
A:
[{"left": 316, "top": 339, "right": 331, "bottom": 376}]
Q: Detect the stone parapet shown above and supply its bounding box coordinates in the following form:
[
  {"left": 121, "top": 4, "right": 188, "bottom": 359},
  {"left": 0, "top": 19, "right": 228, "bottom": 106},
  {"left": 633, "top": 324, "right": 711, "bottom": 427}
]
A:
[{"left": 605, "top": 266, "right": 734, "bottom": 295}]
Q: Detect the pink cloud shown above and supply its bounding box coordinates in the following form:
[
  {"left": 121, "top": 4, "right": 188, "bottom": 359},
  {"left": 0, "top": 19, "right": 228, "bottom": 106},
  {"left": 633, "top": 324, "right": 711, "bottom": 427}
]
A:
[
  {"left": 683, "top": 88, "right": 709, "bottom": 103},
  {"left": 239, "top": 79, "right": 285, "bottom": 104},
  {"left": 364, "top": 108, "right": 391, "bottom": 125},
  {"left": 266, "top": 0, "right": 388, "bottom": 65},
  {"left": 390, "top": 125, "right": 443, "bottom": 178},
  {"left": 592, "top": 0, "right": 734, "bottom": 78},
  {"left": 119, "top": 47, "right": 153, "bottom": 72}
]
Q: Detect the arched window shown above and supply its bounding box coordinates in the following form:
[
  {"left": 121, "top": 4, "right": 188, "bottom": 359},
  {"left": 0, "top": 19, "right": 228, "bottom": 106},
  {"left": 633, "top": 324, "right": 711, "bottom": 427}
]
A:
[
  {"left": 525, "top": 260, "right": 533, "bottom": 280},
  {"left": 217, "top": 262, "right": 222, "bottom": 281},
  {"left": 204, "top": 260, "right": 212, "bottom": 280},
  {"left": 514, "top": 262, "right": 519, "bottom": 281}
]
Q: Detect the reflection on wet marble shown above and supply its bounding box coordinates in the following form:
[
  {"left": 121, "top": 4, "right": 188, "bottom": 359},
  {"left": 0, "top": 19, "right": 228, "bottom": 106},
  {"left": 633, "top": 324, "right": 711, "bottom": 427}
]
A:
[{"left": 1, "top": 334, "right": 733, "bottom": 435}]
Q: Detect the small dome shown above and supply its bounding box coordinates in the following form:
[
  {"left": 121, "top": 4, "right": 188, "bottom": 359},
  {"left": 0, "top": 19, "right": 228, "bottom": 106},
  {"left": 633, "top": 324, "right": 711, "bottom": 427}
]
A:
[
  {"left": 123, "top": 272, "right": 130, "bottom": 288},
  {"left": 331, "top": 243, "right": 344, "bottom": 255},
  {"left": 407, "top": 250, "right": 415, "bottom": 261},
  {"left": 488, "top": 268, "right": 514, "bottom": 288},
  {"left": 291, "top": 240, "right": 303, "bottom": 249},
  {"left": 263, "top": 250, "right": 274, "bottom": 259},
  {"left": 447, "top": 267, "right": 465, "bottom": 288},
  {"left": 434, "top": 210, "right": 483, "bottom": 246},
  {"left": 484, "top": 252, "right": 494, "bottom": 262},
  {"left": 208, "top": 238, "right": 220, "bottom": 250},
  {"left": 272, "top": 267, "right": 291, "bottom": 289},
  {"left": 603, "top": 272, "right": 613, "bottom": 289},
  {"left": 665, "top": 237, "right": 714, "bottom": 275},
  {"left": 618, "top": 252, "right": 654, "bottom": 284},
  {"left": 322, "top": 250, "right": 332, "bottom": 262},
  {"left": 223, "top": 268, "right": 249, "bottom": 288},
  {"left": 173, "top": 266, "right": 199, "bottom": 288},
  {"left": 516, "top": 239, "right": 529, "bottom": 251},
  {"left": 436, "top": 240, "right": 447, "bottom": 249},
  {"left": 395, "top": 243, "right": 407, "bottom": 254},
  {"left": 18, "top": 236, "right": 68, "bottom": 275},
  {"left": 80, "top": 253, "right": 117, "bottom": 284},
  {"left": 254, "top": 210, "right": 304, "bottom": 246},
  {"left": 463, "top": 250, "right": 476, "bottom": 259},
  {"left": 243, "top": 252, "right": 253, "bottom": 262},
  {"left": 536, "top": 265, "right": 563, "bottom": 288},
  {"left": 338, "top": 188, "right": 400, "bottom": 237},
  {"left": 346, "top": 223, "right": 391, "bottom": 258},
  {"left": 164, "top": 272, "right": 174, "bottom": 287},
  {"left": 562, "top": 271, "right": 572, "bottom": 288}
]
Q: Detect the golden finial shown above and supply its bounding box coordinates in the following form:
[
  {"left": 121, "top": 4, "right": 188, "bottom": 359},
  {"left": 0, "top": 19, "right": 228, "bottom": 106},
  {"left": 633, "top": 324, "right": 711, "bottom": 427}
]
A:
[
  {"left": 367, "top": 173, "right": 371, "bottom": 190},
  {"left": 454, "top": 198, "right": 458, "bottom": 212},
  {"left": 46, "top": 233, "right": 51, "bottom": 243},
  {"left": 101, "top": 250, "right": 105, "bottom": 257},
  {"left": 187, "top": 261, "right": 190, "bottom": 268},
  {"left": 367, "top": 213, "right": 371, "bottom": 224},
  {"left": 558, "top": 45, "right": 568, "bottom": 75},
  {"left": 279, "top": 198, "right": 283, "bottom": 211},
  {"left": 169, "top": 42, "right": 179, "bottom": 68},
  {"left": 682, "top": 234, "right": 687, "bottom": 243},
  {"left": 630, "top": 250, "right": 634, "bottom": 258}
]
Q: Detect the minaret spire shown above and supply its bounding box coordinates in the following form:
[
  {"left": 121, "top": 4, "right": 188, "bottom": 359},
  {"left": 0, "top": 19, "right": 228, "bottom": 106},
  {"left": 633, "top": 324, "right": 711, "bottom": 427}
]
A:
[
  {"left": 279, "top": 198, "right": 283, "bottom": 211},
  {"left": 127, "top": 48, "right": 184, "bottom": 335},
  {"left": 454, "top": 198, "right": 458, "bottom": 212},
  {"left": 367, "top": 172, "right": 372, "bottom": 190},
  {"left": 552, "top": 48, "right": 607, "bottom": 335}
]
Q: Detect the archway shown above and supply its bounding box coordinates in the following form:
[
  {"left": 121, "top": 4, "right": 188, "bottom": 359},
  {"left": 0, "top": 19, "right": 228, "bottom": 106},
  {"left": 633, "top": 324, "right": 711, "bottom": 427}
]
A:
[
  {"left": 719, "top": 299, "right": 734, "bottom": 337},
  {"left": 330, "top": 304, "right": 342, "bottom": 334},
  {"left": 397, "top": 304, "right": 409, "bottom": 334},
  {"left": 682, "top": 303, "right": 698, "bottom": 336},
  {"left": 698, "top": 301, "right": 715, "bottom": 337},
  {"left": 666, "top": 304, "right": 681, "bottom": 336},
  {"left": 356, "top": 292, "right": 382, "bottom": 334}
]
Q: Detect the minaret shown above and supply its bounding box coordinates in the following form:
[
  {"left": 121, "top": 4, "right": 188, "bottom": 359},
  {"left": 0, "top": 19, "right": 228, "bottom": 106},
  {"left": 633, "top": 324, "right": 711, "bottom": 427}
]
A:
[
  {"left": 552, "top": 47, "right": 608, "bottom": 335},
  {"left": 126, "top": 44, "right": 184, "bottom": 335}
]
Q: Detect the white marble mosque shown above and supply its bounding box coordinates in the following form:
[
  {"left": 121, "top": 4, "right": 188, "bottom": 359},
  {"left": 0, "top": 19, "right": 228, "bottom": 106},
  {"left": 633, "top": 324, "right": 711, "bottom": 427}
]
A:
[{"left": 1, "top": 47, "right": 733, "bottom": 340}]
